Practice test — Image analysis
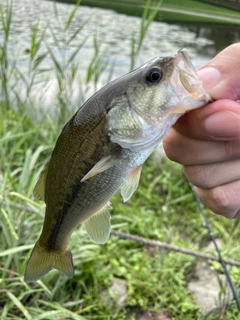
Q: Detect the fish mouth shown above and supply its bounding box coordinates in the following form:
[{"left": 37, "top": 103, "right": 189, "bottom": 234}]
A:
[
  {"left": 170, "top": 48, "right": 212, "bottom": 112},
  {"left": 177, "top": 49, "right": 199, "bottom": 93}
]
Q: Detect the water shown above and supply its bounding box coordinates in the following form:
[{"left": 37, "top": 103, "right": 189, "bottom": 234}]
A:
[{"left": 0, "top": 0, "right": 239, "bottom": 108}]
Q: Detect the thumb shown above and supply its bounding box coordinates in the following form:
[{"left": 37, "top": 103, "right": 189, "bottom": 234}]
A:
[{"left": 197, "top": 43, "right": 240, "bottom": 101}]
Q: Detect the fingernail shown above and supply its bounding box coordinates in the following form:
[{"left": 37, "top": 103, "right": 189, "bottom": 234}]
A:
[
  {"left": 197, "top": 67, "right": 222, "bottom": 90},
  {"left": 204, "top": 111, "right": 240, "bottom": 138}
]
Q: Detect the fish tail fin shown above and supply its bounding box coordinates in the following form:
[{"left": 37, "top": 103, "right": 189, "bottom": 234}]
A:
[{"left": 24, "top": 240, "right": 74, "bottom": 282}]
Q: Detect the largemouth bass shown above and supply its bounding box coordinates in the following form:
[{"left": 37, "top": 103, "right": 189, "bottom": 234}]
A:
[{"left": 24, "top": 49, "right": 211, "bottom": 282}]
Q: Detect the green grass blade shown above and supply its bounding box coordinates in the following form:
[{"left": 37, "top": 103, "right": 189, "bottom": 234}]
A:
[
  {"left": 18, "top": 149, "right": 32, "bottom": 193},
  {"left": 30, "top": 19, "right": 40, "bottom": 61},
  {"left": 30, "top": 22, "right": 48, "bottom": 62},
  {"left": 39, "top": 300, "right": 87, "bottom": 320},
  {"left": 0, "top": 0, "right": 12, "bottom": 40},
  {"left": 9, "top": 191, "right": 41, "bottom": 207},
  {"left": 0, "top": 131, "right": 36, "bottom": 144},
  {"left": 1, "top": 208, "right": 19, "bottom": 241},
  {"left": 65, "top": 0, "right": 81, "bottom": 31},
  {"left": 66, "top": 19, "right": 89, "bottom": 45},
  {"left": 29, "top": 146, "right": 50, "bottom": 170},
  {"left": 46, "top": 44, "right": 63, "bottom": 76},
  {"left": 130, "top": 0, "right": 163, "bottom": 70},
  {"left": 33, "top": 53, "right": 48, "bottom": 69},
  {"left": 34, "top": 310, "right": 64, "bottom": 320},
  {"left": 47, "top": 26, "right": 63, "bottom": 56},
  {"left": 0, "top": 244, "right": 33, "bottom": 257},
  {"left": 7, "top": 291, "right": 33, "bottom": 320},
  {"left": 68, "top": 38, "right": 87, "bottom": 65}
]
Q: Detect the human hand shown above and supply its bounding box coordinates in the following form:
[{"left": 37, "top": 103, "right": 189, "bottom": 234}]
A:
[{"left": 163, "top": 43, "right": 240, "bottom": 218}]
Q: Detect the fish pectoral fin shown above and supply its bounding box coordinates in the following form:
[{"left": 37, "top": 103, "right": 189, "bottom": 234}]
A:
[
  {"left": 33, "top": 165, "right": 49, "bottom": 201},
  {"left": 24, "top": 240, "right": 74, "bottom": 282},
  {"left": 121, "top": 165, "right": 142, "bottom": 203},
  {"left": 81, "top": 153, "right": 119, "bottom": 182},
  {"left": 83, "top": 203, "right": 111, "bottom": 244}
]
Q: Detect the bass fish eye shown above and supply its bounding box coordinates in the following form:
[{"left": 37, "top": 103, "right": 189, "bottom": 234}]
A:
[{"left": 145, "top": 67, "right": 162, "bottom": 84}]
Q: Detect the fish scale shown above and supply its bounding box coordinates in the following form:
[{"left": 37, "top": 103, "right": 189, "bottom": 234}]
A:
[{"left": 24, "top": 49, "right": 211, "bottom": 282}]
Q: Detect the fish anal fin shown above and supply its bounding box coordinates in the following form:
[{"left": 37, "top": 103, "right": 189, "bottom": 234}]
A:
[
  {"left": 81, "top": 154, "right": 119, "bottom": 183},
  {"left": 83, "top": 203, "right": 111, "bottom": 244},
  {"left": 121, "top": 165, "right": 142, "bottom": 203},
  {"left": 33, "top": 166, "right": 49, "bottom": 201},
  {"left": 24, "top": 240, "right": 74, "bottom": 282}
]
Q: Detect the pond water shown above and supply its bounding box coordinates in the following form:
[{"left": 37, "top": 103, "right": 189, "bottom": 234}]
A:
[{"left": 0, "top": 0, "right": 239, "bottom": 108}]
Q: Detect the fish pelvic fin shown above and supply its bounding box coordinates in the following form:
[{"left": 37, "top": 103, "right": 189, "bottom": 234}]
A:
[
  {"left": 121, "top": 165, "right": 142, "bottom": 202},
  {"left": 83, "top": 202, "right": 111, "bottom": 244},
  {"left": 24, "top": 240, "right": 74, "bottom": 282}
]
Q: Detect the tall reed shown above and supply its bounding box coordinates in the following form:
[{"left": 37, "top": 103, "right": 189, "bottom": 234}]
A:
[
  {"left": 130, "top": 0, "right": 163, "bottom": 70},
  {"left": 0, "top": 0, "right": 13, "bottom": 110}
]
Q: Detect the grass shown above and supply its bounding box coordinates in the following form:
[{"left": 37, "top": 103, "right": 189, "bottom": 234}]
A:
[
  {"left": 1, "top": 0, "right": 240, "bottom": 319},
  {"left": 70, "top": 0, "right": 240, "bottom": 25}
]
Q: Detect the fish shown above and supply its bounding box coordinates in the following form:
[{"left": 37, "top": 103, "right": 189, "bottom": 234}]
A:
[{"left": 24, "top": 49, "right": 211, "bottom": 282}]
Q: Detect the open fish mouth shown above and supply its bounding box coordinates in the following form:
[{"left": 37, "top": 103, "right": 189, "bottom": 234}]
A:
[{"left": 171, "top": 48, "right": 212, "bottom": 111}]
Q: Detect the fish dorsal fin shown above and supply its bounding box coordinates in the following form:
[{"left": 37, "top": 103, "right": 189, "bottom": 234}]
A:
[
  {"left": 33, "top": 166, "right": 49, "bottom": 201},
  {"left": 121, "top": 165, "right": 142, "bottom": 203},
  {"left": 83, "top": 203, "right": 111, "bottom": 244},
  {"left": 81, "top": 153, "right": 119, "bottom": 182}
]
